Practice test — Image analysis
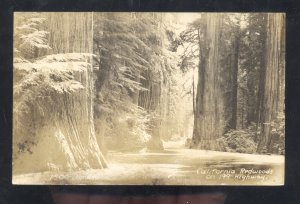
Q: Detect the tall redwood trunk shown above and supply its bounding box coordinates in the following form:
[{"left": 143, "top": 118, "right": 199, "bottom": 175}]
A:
[
  {"left": 47, "top": 12, "right": 107, "bottom": 169},
  {"left": 257, "top": 13, "right": 285, "bottom": 153},
  {"left": 13, "top": 13, "right": 108, "bottom": 174},
  {"left": 191, "top": 13, "right": 224, "bottom": 151},
  {"left": 255, "top": 15, "right": 267, "bottom": 141},
  {"left": 230, "top": 27, "right": 240, "bottom": 129}
]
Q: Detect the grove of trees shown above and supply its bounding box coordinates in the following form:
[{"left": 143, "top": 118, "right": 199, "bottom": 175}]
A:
[{"left": 13, "top": 12, "right": 285, "bottom": 174}]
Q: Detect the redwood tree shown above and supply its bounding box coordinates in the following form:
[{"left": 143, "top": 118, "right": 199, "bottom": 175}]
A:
[
  {"left": 191, "top": 13, "right": 224, "bottom": 150},
  {"left": 257, "top": 13, "right": 285, "bottom": 153}
]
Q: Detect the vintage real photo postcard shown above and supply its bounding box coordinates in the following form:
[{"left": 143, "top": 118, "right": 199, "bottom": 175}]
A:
[{"left": 13, "top": 12, "right": 285, "bottom": 185}]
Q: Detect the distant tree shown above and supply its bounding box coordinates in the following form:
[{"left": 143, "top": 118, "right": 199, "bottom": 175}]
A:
[{"left": 179, "top": 14, "right": 225, "bottom": 150}]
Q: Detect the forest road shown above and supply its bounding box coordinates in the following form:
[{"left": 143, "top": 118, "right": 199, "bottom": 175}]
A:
[
  {"left": 13, "top": 146, "right": 284, "bottom": 185},
  {"left": 104, "top": 146, "right": 284, "bottom": 185}
]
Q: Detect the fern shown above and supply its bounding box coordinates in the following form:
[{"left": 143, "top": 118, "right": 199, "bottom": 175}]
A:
[
  {"left": 14, "top": 53, "right": 93, "bottom": 97},
  {"left": 14, "top": 13, "right": 51, "bottom": 60}
]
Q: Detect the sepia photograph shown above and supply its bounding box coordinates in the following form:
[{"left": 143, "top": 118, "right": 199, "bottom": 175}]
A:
[{"left": 13, "top": 12, "right": 285, "bottom": 185}]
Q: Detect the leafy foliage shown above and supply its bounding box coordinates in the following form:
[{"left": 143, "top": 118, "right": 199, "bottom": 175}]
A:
[
  {"left": 93, "top": 13, "right": 181, "bottom": 149},
  {"left": 105, "top": 107, "right": 152, "bottom": 152},
  {"left": 219, "top": 128, "right": 257, "bottom": 154},
  {"left": 269, "top": 112, "right": 285, "bottom": 155},
  {"left": 13, "top": 12, "right": 285, "bottom": 161},
  {"left": 14, "top": 12, "right": 51, "bottom": 60},
  {"left": 13, "top": 53, "right": 92, "bottom": 157},
  {"left": 13, "top": 13, "right": 94, "bottom": 159}
]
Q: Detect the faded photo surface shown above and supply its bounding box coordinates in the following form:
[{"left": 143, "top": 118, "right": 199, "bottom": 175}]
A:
[{"left": 13, "top": 12, "right": 285, "bottom": 185}]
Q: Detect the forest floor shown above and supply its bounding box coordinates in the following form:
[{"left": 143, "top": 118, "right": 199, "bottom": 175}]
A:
[{"left": 13, "top": 139, "right": 284, "bottom": 185}]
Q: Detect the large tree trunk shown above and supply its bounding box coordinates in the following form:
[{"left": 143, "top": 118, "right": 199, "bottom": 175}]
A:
[
  {"left": 230, "top": 27, "right": 240, "bottom": 129},
  {"left": 47, "top": 13, "right": 107, "bottom": 169},
  {"left": 246, "top": 70, "right": 257, "bottom": 125},
  {"left": 14, "top": 13, "right": 107, "bottom": 174},
  {"left": 254, "top": 15, "right": 268, "bottom": 141},
  {"left": 257, "top": 13, "right": 285, "bottom": 153},
  {"left": 191, "top": 13, "right": 224, "bottom": 151}
]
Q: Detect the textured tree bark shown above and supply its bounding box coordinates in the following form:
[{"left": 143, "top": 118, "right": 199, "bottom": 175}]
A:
[
  {"left": 230, "top": 27, "right": 240, "bottom": 129},
  {"left": 14, "top": 13, "right": 107, "bottom": 173},
  {"left": 257, "top": 13, "right": 285, "bottom": 153},
  {"left": 191, "top": 14, "right": 224, "bottom": 151},
  {"left": 48, "top": 12, "right": 107, "bottom": 169},
  {"left": 255, "top": 15, "right": 267, "bottom": 140}
]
